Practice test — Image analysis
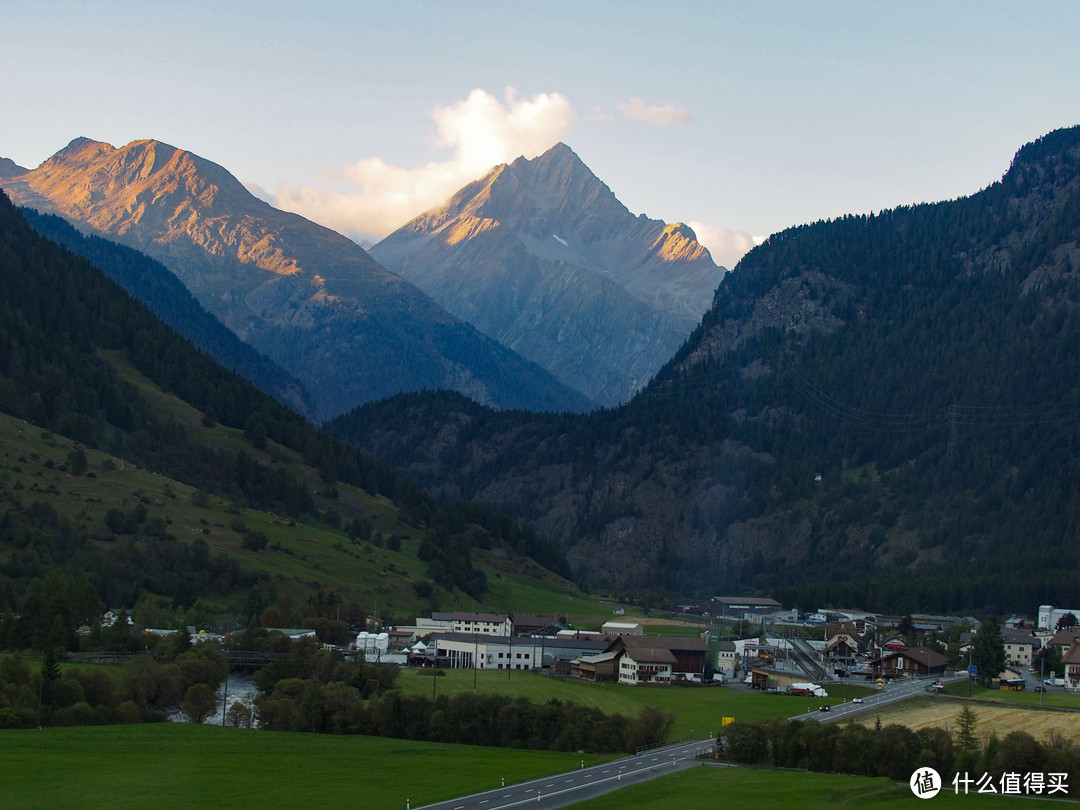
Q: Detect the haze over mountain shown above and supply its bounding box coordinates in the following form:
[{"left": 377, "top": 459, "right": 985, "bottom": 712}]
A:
[
  {"left": 0, "top": 138, "right": 590, "bottom": 419},
  {"left": 329, "top": 125, "right": 1080, "bottom": 615},
  {"left": 371, "top": 143, "right": 725, "bottom": 405}
]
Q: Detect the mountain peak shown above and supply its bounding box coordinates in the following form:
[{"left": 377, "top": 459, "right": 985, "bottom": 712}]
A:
[
  {"left": 372, "top": 142, "right": 724, "bottom": 405},
  {"left": 51, "top": 136, "right": 116, "bottom": 164}
]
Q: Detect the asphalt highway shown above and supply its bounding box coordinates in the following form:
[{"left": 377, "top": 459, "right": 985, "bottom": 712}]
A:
[
  {"left": 414, "top": 737, "right": 716, "bottom": 810},
  {"left": 791, "top": 672, "right": 969, "bottom": 723}
]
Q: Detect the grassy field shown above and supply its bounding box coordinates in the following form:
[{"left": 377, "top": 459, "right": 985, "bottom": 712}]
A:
[
  {"left": 395, "top": 669, "right": 876, "bottom": 737},
  {"left": 845, "top": 694, "right": 1080, "bottom": 744},
  {"left": 0, "top": 724, "right": 609, "bottom": 810},
  {"left": 571, "top": 763, "right": 1037, "bottom": 809},
  {"left": 2, "top": 724, "right": 1045, "bottom": 810},
  {"left": 944, "top": 680, "right": 1080, "bottom": 710}
]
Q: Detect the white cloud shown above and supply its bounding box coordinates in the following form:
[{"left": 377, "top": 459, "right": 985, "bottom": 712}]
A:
[
  {"left": 686, "top": 221, "right": 758, "bottom": 270},
  {"left": 275, "top": 88, "right": 577, "bottom": 240},
  {"left": 618, "top": 97, "right": 692, "bottom": 127}
]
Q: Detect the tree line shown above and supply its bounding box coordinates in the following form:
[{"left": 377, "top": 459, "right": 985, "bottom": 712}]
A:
[
  {"left": 716, "top": 706, "right": 1079, "bottom": 797},
  {"left": 0, "top": 631, "right": 224, "bottom": 729}
]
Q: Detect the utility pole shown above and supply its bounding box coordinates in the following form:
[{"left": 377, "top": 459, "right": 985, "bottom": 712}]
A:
[
  {"left": 972, "top": 643, "right": 980, "bottom": 699},
  {"left": 221, "top": 653, "right": 230, "bottom": 726},
  {"left": 947, "top": 400, "right": 958, "bottom": 461}
]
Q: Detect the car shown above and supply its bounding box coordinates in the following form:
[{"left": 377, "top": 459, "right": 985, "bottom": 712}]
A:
[
  {"left": 1034, "top": 685, "right": 1044, "bottom": 692},
  {"left": 818, "top": 705, "right": 831, "bottom": 712},
  {"left": 852, "top": 697, "right": 864, "bottom": 704}
]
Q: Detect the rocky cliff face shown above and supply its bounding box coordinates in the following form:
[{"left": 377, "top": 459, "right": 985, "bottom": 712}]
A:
[
  {"left": 0, "top": 138, "right": 590, "bottom": 418},
  {"left": 371, "top": 143, "right": 725, "bottom": 405}
]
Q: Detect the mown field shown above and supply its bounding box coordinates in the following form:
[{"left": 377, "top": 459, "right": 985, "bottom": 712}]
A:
[
  {"left": 0, "top": 723, "right": 608, "bottom": 810},
  {"left": 845, "top": 693, "right": 1080, "bottom": 744},
  {"left": 395, "top": 668, "right": 877, "bottom": 737},
  {"left": 2, "top": 730, "right": 1045, "bottom": 810},
  {"left": 571, "top": 763, "right": 1039, "bottom": 809},
  {"left": 0, "top": 725, "right": 1044, "bottom": 810}
]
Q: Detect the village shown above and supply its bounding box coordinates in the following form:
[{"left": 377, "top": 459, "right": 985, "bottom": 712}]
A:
[{"left": 240, "top": 596, "right": 1080, "bottom": 695}]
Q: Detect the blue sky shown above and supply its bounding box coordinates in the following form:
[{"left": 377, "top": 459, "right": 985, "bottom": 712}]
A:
[{"left": 4, "top": 1, "right": 1079, "bottom": 267}]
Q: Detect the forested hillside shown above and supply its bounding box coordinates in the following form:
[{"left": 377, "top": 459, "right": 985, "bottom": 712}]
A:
[
  {"left": 328, "top": 126, "right": 1080, "bottom": 615},
  {"left": 0, "top": 192, "right": 569, "bottom": 648},
  {"left": 18, "top": 208, "right": 315, "bottom": 419}
]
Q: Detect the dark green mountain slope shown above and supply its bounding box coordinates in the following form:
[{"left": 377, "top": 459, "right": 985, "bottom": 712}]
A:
[
  {"left": 327, "top": 125, "right": 1080, "bottom": 616},
  {"left": 0, "top": 192, "right": 569, "bottom": 646},
  {"left": 18, "top": 207, "right": 315, "bottom": 419}
]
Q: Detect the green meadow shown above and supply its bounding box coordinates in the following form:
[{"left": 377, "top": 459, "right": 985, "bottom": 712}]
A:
[
  {"left": 0, "top": 725, "right": 1044, "bottom": 810},
  {"left": 396, "top": 668, "right": 876, "bottom": 737},
  {"left": 0, "top": 724, "right": 608, "bottom": 810},
  {"left": 571, "top": 764, "right": 1039, "bottom": 809}
]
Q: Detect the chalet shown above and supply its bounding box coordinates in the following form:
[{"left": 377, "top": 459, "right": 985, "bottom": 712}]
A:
[
  {"left": 605, "top": 635, "right": 708, "bottom": 685},
  {"left": 617, "top": 646, "right": 676, "bottom": 685},
  {"left": 1064, "top": 642, "right": 1080, "bottom": 691},
  {"left": 1048, "top": 628, "right": 1080, "bottom": 653},
  {"left": 879, "top": 646, "right": 949, "bottom": 677},
  {"left": 571, "top": 650, "right": 620, "bottom": 682},
  {"left": 1001, "top": 631, "right": 1037, "bottom": 668},
  {"left": 823, "top": 622, "right": 861, "bottom": 666}
]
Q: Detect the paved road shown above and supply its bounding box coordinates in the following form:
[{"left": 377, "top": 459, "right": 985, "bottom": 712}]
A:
[
  {"left": 790, "top": 672, "right": 969, "bottom": 723},
  {"left": 414, "top": 738, "right": 716, "bottom": 810}
]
